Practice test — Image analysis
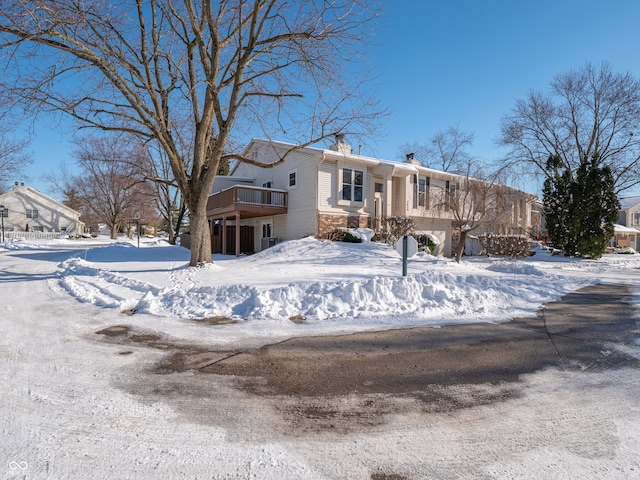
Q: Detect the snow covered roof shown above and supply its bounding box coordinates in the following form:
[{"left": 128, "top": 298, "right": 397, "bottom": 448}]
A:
[
  {"left": 619, "top": 196, "right": 640, "bottom": 210},
  {"left": 0, "top": 184, "right": 81, "bottom": 218},
  {"left": 614, "top": 224, "right": 640, "bottom": 233},
  {"left": 242, "top": 138, "right": 529, "bottom": 190}
]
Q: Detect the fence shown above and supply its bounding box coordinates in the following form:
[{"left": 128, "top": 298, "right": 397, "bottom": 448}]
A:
[{"left": 2, "top": 231, "right": 68, "bottom": 241}]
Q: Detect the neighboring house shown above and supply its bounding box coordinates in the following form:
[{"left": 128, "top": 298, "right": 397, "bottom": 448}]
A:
[
  {"left": 613, "top": 196, "right": 640, "bottom": 249},
  {"left": 530, "top": 199, "right": 546, "bottom": 240},
  {"left": 0, "top": 182, "right": 84, "bottom": 237},
  {"left": 206, "top": 137, "right": 536, "bottom": 256}
]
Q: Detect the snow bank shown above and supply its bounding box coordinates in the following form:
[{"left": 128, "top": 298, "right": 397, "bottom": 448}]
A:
[{"left": 47, "top": 236, "right": 612, "bottom": 328}]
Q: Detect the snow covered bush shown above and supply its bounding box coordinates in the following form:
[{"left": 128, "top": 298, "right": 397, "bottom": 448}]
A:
[
  {"left": 478, "top": 234, "right": 532, "bottom": 259},
  {"left": 413, "top": 233, "right": 439, "bottom": 254},
  {"left": 323, "top": 228, "right": 362, "bottom": 243}
]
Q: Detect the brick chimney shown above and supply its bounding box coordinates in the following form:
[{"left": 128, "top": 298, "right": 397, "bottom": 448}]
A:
[
  {"left": 404, "top": 153, "right": 420, "bottom": 165},
  {"left": 330, "top": 133, "right": 352, "bottom": 154}
]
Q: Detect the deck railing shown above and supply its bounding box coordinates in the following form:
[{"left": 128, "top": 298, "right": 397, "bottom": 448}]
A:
[{"left": 208, "top": 185, "right": 288, "bottom": 212}]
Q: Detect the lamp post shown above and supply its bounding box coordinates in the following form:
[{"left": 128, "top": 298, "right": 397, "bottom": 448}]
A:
[{"left": 0, "top": 204, "right": 5, "bottom": 243}]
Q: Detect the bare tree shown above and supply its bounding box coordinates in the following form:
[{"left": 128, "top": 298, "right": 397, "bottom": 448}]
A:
[
  {"left": 499, "top": 62, "right": 640, "bottom": 193},
  {"left": 0, "top": 1, "right": 381, "bottom": 265},
  {"left": 0, "top": 98, "right": 31, "bottom": 192},
  {"left": 398, "top": 125, "right": 474, "bottom": 173},
  {"left": 142, "top": 140, "right": 184, "bottom": 244},
  {"left": 72, "top": 135, "right": 156, "bottom": 239},
  {"left": 0, "top": 134, "right": 31, "bottom": 193},
  {"left": 430, "top": 161, "right": 514, "bottom": 263}
]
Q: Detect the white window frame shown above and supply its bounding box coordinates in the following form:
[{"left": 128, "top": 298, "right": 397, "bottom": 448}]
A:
[
  {"left": 445, "top": 180, "right": 456, "bottom": 211},
  {"left": 412, "top": 175, "right": 430, "bottom": 209},
  {"left": 340, "top": 167, "right": 364, "bottom": 204}
]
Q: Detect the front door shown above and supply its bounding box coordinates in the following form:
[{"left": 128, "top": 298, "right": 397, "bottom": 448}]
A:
[
  {"left": 373, "top": 179, "right": 384, "bottom": 232},
  {"left": 261, "top": 221, "right": 274, "bottom": 250}
]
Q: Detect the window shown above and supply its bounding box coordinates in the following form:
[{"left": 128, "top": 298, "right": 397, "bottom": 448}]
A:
[
  {"left": 32, "top": 225, "right": 44, "bottom": 232},
  {"left": 341, "top": 168, "right": 363, "bottom": 202},
  {"left": 288, "top": 170, "right": 297, "bottom": 188},
  {"left": 445, "top": 181, "right": 456, "bottom": 211},
  {"left": 412, "top": 176, "right": 430, "bottom": 209},
  {"left": 26, "top": 209, "right": 38, "bottom": 219},
  {"left": 262, "top": 181, "right": 272, "bottom": 188},
  {"left": 634, "top": 213, "right": 640, "bottom": 226},
  {"left": 374, "top": 182, "right": 384, "bottom": 193},
  {"left": 262, "top": 223, "right": 272, "bottom": 238}
]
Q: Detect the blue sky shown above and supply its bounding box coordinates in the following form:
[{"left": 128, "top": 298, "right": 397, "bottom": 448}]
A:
[{"left": 17, "top": 0, "right": 640, "bottom": 199}]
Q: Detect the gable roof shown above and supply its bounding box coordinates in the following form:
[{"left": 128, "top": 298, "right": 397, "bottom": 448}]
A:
[
  {"left": 619, "top": 196, "right": 640, "bottom": 210},
  {"left": 239, "top": 138, "right": 535, "bottom": 198},
  {"left": 0, "top": 184, "right": 81, "bottom": 218}
]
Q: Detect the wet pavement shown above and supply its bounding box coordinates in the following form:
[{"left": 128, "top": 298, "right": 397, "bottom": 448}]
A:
[{"left": 163, "top": 284, "right": 640, "bottom": 400}]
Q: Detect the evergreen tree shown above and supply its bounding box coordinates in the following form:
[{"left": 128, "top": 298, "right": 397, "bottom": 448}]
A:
[
  {"left": 569, "top": 155, "right": 619, "bottom": 258},
  {"left": 543, "top": 155, "right": 572, "bottom": 251},
  {"left": 543, "top": 154, "right": 619, "bottom": 258}
]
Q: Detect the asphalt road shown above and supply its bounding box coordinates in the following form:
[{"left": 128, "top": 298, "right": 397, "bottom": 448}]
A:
[
  {"left": 148, "top": 283, "right": 640, "bottom": 406},
  {"left": 104, "top": 283, "right": 640, "bottom": 478}
]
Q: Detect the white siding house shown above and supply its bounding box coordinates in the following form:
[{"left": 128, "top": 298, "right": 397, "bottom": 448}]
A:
[
  {"left": 207, "top": 138, "right": 536, "bottom": 256},
  {"left": 614, "top": 196, "right": 640, "bottom": 250},
  {"left": 0, "top": 183, "right": 84, "bottom": 238}
]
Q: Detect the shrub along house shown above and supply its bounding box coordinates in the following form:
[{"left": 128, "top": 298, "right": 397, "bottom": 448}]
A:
[
  {"left": 207, "top": 137, "right": 536, "bottom": 256},
  {"left": 0, "top": 182, "right": 84, "bottom": 238}
]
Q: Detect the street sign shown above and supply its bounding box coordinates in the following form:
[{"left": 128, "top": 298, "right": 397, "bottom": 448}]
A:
[
  {"left": 395, "top": 235, "right": 418, "bottom": 258},
  {"left": 395, "top": 235, "right": 418, "bottom": 276}
]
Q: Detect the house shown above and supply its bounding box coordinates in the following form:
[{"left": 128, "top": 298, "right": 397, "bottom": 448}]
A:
[
  {"left": 613, "top": 196, "right": 640, "bottom": 249},
  {"left": 206, "top": 137, "right": 536, "bottom": 256},
  {"left": 0, "top": 182, "right": 84, "bottom": 238}
]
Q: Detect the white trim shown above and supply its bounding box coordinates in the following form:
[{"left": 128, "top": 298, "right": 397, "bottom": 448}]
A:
[{"left": 338, "top": 166, "right": 364, "bottom": 206}]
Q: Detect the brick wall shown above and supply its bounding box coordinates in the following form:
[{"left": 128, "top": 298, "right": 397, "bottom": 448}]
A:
[{"left": 318, "top": 214, "right": 371, "bottom": 237}]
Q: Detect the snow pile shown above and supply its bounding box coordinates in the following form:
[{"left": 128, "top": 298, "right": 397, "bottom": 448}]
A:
[
  {"left": 46, "top": 236, "right": 616, "bottom": 327},
  {"left": 0, "top": 237, "right": 46, "bottom": 250}
]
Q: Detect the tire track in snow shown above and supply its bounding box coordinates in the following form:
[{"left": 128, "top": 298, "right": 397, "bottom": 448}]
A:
[
  {"left": 55, "top": 255, "right": 595, "bottom": 322},
  {"left": 57, "top": 257, "right": 162, "bottom": 310}
]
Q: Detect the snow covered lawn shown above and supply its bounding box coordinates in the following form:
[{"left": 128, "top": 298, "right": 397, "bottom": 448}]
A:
[
  {"left": 41, "top": 236, "right": 640, "bottom": 347},
  {"left": 2, "top": 235, "right": 640, "bottom": 479}
]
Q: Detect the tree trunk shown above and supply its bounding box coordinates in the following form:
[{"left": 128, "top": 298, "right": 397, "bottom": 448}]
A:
[
  {"left": 110, "top": 223, "right": 118, "bottom": 240},
  {"left": 455, "top": 230, "right": 468, "bottom": 263},
  {"left": 188, "top": 201, "right": 212, "bottom": 266},
  {"left": 167, "top": 207, "right": 176, "bottom": 245},
  {"left": 172, "top": 203, "right": 187, "bottom": 246}
]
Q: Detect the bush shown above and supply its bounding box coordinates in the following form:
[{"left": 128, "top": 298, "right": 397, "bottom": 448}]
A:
[
  {"left": 413, "top": 234, "right": 438, "bottom": 254},
  {"left": 377, "top": 216, "right": 415, "bottom": 245},
  {"left": 323, "top": 228, "right": 362, "bottom": 243},
  {"left": 478, "top": 234, "right": 532, "bottom": 259}
]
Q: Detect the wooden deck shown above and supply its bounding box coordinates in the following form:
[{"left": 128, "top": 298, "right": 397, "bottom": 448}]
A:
[
  {"left": 206, "top": 185, "right": 288, "bottom": 218},
  {"left": 206, "top": 185, "right": 288, "bottom": 256}
]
